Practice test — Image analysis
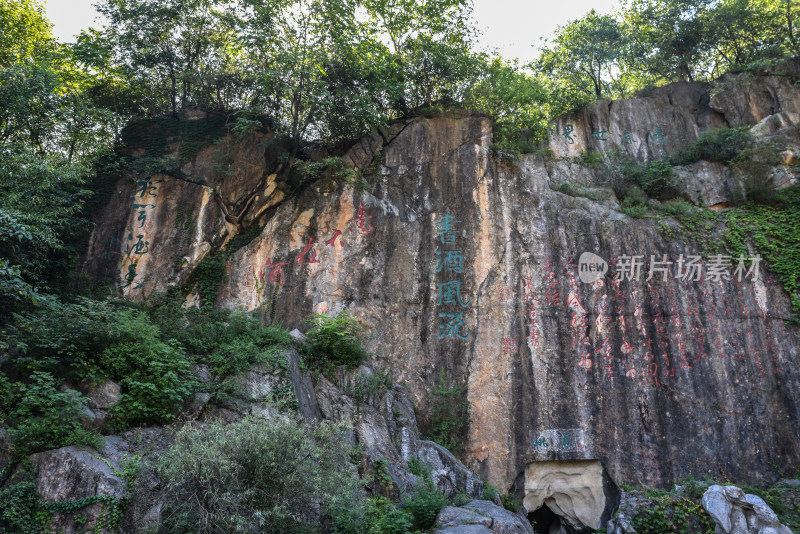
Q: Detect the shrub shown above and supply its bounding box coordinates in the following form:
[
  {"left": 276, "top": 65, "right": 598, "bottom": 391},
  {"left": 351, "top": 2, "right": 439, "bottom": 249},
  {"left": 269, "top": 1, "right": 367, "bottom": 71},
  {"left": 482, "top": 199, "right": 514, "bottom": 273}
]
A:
[
  {"left": 601, "top": 152, "right": 677, "bottom": 202},
  {"left": 0, "top": 467, "right": 49, "bottom": 534},
  {"left": 147, "top": 293, "right": 291, "bottom": 356},
  {"left": 670, "top": 126, "right": 753, "bottom": 166},
  {"left": 305, "top": 310, "right": 369, "bottom": 370},
  {"left": 423, "top": 373, "right": 470, "bottom": 455},
  {"left": 344, "top": 372, "right": 392, "bottom": 402},
  {"left": 330, "top": 496, "right": 414, "bottom": 534},
  {"left": 501, "top": 493, "right": 519, "bottom": 512},
  {"left": 0, "top": 371, "right": 102, "bottom": 457},
  {"left": 6, "top": 298, "right": 196, "bottom": 429},
  {"left": 659, "top": 199, "right": 696, "bottom": 218},
  {"left": 403, "top": 480, "right": 449, "bottom": 530},
  {"left": 482, "top": 482, "right": 499, "bottom": 501},
  {"left": 407, "top": 458, "right": 433, "bottom": 480},
  {"left": 157, "top": 416, "right": 358, "bottom": 534}
]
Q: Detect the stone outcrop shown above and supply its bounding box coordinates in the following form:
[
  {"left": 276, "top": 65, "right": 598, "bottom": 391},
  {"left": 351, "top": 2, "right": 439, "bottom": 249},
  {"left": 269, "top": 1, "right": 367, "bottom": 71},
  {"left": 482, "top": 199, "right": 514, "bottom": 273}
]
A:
[
  {"left": 82, "top": 67, "right": 800, "bottom": 507},
  {"left": 314, "top": 370, "right": 486, "bottom": 501},
  {"left": 435, "top": 500, "right": 534, "bottom": 534},
  {"left": 523, "top": 460, "right": 617, "bottom": 532},
  {"left": 24, "top": 445, "right": 129, "bottom": 534},
  {"left": 702, "top": 485, "right": 794, "bottom": 534}
]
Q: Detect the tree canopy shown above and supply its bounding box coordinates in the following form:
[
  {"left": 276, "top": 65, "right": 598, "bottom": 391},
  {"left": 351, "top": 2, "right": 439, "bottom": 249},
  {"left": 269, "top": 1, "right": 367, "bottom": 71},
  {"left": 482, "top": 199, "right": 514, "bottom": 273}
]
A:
[{"left": 1, "top": 0, "right": 799, "bottom": 318}]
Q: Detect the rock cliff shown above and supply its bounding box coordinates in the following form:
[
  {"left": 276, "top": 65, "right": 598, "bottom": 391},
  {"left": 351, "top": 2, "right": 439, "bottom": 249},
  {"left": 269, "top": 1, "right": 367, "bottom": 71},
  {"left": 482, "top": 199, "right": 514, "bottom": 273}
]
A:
[{"left": 82, "top": 63, "right": 800, "bottom": 520}]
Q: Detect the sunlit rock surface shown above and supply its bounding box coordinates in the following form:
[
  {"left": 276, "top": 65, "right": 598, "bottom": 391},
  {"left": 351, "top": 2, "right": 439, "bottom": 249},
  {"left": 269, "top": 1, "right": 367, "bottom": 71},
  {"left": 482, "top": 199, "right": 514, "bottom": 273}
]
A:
[{"left": 84, "top": 70, "right": 800, "bottom": 497}]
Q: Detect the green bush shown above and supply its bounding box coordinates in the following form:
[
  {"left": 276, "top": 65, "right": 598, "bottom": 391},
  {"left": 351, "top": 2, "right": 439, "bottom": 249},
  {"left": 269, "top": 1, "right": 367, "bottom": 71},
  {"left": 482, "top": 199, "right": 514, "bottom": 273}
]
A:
[
  {"left": 146, "top": 291, "right": 292, "bottom": 357},
  {"left": 423, "top": 373, "right": 470, "bottom": 455},
  {"left": 407, "top": 458, "right": 433, "bottom": 480},
  {"left": 7, "top": 298, "right": 195, "bottom": 429},
  {"left": 601, "top": 152, "right": 677, "bottom": 202},
  {"left": 659, "top": 199, "right": 696, "bottom": 218},
  {"left": 344, "top": 372, "right": 392, "bottom": 402},
  {"left": 0, "top": 372, "right": 102, "bottom": 457},
  {"left": 330, "top": 496, "right": 414, "bottom": 534},
  {"left": 482, "top": 482, "right": 499, "bottom": 501},
  {"left": 670, "top": 126, "right": 754, "bottom": 166},
  {"left": 157, "top": 416, "right": 358, "bottom": 534},
  {"left": 0, "top": 467, "right": 50, "bottom": 534},
  {"left": 305, "top": 310, "right": 369, "bottom": 370},
  {"left": 403, "top": 480, "right": 449, "bottom": 530},
  {"left": 501, "top": 493, "right": 519, "bottom": 512}
]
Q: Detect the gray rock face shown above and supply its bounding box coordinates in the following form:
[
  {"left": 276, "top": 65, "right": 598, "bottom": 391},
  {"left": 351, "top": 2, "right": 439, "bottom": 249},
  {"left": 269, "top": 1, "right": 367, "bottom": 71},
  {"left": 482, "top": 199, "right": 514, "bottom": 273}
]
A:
[
  {"left": 83, "top": 72, "right": 800, "bottom": 495},
  {"left": 418, "top": 440, "right": 486, "bottom": 501},
  {"left": 27, "top": 446, "right": 128, "bottom": 534},
  {"left": 314, "top": 374, "right": 485, "bottom": 500},
  {"left": 702, "top": 485, "right": 793, "bottom": 534},
  {"left": 434, "top": 500, "right": 533, "bottom": 534},
  {"left": 523, "top": 460, "right": 617, "bottom": 531},
  {"left": 285, "top": 349, "right": 321, "bottom": 420},
  {"left": 85, "top": 380, "right": 121, "bottom": 410},
  {"left": 437, "top": 526, "right": 495, "bottom": 534}
]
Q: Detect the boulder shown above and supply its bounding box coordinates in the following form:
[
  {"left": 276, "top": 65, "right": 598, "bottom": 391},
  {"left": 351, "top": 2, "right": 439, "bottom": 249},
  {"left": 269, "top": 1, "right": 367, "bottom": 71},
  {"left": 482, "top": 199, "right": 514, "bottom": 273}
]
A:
[
  {"left": 28, "top": 446, "right": 128, "bottom": 534},
  {"left": 418, "top": 440, "right": 485, "bottom": 501},
  {"left": 523, "top": 460, "right": 618, "bottom": 532},
  {"left": 434, "top": 500, "right": 533, "bottom": 534},
  {"left": 85, "top": 380, "right": 121, "bottom": 410},
  {"left": 702, "top": 485, "right": 793, "bottom": 534}
]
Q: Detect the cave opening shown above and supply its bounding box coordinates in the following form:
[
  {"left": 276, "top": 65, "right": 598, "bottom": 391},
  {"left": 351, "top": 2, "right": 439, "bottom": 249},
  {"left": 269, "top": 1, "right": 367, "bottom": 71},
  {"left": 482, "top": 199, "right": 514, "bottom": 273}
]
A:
[{"left": 529, "top": 503, "right": 560, "bottom": 534}]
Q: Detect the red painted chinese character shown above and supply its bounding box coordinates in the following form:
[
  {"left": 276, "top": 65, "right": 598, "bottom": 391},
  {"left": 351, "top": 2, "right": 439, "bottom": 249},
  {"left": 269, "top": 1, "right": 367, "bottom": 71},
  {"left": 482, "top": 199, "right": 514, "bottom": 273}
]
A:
[
  {"left": 325, "top": 229, "right": 343, "bottom": 247},
  {"left": 295, "top": 238, "right": 320, "bottom": 265},
  {"left": 265, "top": 259, "right": 289, "bottom": 286},
  {"left": 502, "top": 338, "right": 518, "bottom": 354},
  {"left": 349, "top": 203, "right": 373, "bottom": 234}
]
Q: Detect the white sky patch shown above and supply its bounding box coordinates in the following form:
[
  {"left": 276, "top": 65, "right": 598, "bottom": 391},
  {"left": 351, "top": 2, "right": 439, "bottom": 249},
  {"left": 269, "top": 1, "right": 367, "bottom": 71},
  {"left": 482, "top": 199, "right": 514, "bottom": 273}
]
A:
[
  {"left": 470, "top": 0, "right": 621, "bottom": 63},
  {"left": 46, "top": 0, "right": 621, "bottom": 62}
]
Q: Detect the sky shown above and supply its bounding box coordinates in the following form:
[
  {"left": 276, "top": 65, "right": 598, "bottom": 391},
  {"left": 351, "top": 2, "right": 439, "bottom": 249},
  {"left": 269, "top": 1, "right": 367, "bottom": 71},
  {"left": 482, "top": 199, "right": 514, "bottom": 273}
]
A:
[{"left": 44, "top": 0, "right": 620, "bottom": 64}]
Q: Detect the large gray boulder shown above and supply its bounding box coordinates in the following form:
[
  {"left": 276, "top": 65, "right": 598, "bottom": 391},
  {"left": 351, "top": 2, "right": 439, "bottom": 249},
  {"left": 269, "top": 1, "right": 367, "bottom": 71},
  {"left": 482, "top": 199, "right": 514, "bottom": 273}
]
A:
[
  {"left": 702, "top": 485, "right": 793, "bottom": 534},
  {"left": 84, "top": 380, "right": 121, "bottom": 410},
  {"left": 434, "top": 499, "right": 533, "bottom": 534},
  {"left": 27, "top": 446, "right": 128, "bottom": 534}
]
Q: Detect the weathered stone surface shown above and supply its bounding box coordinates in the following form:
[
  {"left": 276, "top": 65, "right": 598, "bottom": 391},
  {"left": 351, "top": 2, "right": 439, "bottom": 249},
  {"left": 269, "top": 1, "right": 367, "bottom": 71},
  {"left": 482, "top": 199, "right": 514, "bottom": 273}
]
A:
[
  {"left": 83, "top": 73, "right": 800, "bottom": 497},
  {"left": 435, "top": 500, "right": 533, "bottom": 534},
  {"left": 549, "top": 82, "right": 725, "bottom": 161},
  {"left": 436, "top": 505, "right": 494, "bottom": 529},
  {"left": 85, "top": 380, "right": 121, "bottom": 410},
  {"left": 285, "top": 349, "right": 321, "bottom": 420},
  {"left": 418, "top": 440, "right": 486, "bottom": 500},
  {"left": 523, "top": 460, "right": 616, "bottom": 531},
  {"left": 313, "top": 372, "right": 485, "bottom": 500},
  {"left": 435, "top": 525, "right": 494, "bottom": 534},
  {"left": 702, "top": 485, "right": 793, "bottom": 534},
  {"left": 184, "top": 391, "right": 211, "bottom": 419},
  {"left": 673, "top": 161, "right": 741, "bottom": 207},
  {"left": 709, "top": 60, "right": 800, "bottom": 128},
  {"left": 27, "top": 446, "right": 127, "bottom": 534}
]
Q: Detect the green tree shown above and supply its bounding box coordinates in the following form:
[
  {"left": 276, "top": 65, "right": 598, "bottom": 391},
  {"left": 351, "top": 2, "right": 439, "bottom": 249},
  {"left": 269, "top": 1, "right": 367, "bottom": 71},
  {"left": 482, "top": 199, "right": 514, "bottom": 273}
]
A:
[
  {"left": 98, "top": 0, "right": 245, "bottom": 115},
  {"left": 537, "top": 10, "right": 626, "bottom": 99},
  {"left": 621, "top": 0, "right": 713, "bottom": 83},
  {"left": 360, "top": 0, "right": 479, "bottom": 113},
  {"left": 0, "top": 0, "right": 54, "bottom": 67},
  {"left": 157, "top": 416, "right": 360, "bottom": 534},
  {"left": 463, "top": 57, "right": 549, "bottom": 150}
]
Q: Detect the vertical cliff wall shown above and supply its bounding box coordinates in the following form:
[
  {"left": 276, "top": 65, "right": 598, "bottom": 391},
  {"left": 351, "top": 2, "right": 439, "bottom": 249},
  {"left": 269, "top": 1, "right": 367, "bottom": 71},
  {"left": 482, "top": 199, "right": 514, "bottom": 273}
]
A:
[{"left": 83, "top": 72, "right": 800, "bottom": 494}]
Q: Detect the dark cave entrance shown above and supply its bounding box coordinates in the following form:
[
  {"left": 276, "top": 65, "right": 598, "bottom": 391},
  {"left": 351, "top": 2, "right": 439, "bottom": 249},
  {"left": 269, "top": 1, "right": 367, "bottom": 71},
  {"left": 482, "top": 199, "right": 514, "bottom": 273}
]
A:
[{"left": 529, "top": 503, "right": 560, "bottom": 534}]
